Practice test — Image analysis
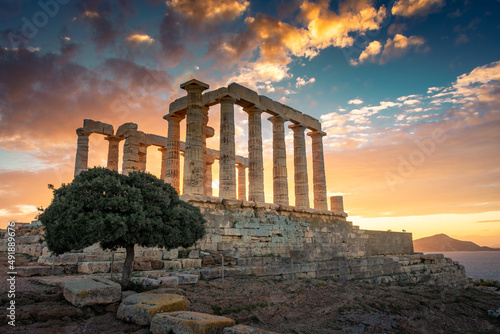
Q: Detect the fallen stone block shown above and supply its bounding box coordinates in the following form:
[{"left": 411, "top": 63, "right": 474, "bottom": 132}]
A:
[
  {"left": 176, "top": 273, "right": 199, "bottom": 285},
  {"left": 159, "top": 276, "right": 179, "bottom": 286},
  {"left": 150, "top": 311, "right": 235, "bottom": 334},
  {"left": 64, "top": 277, "right": 121, "bottom": 307},
  {"left": 117, "top": 293, "right": 189, "bottom": 325},
  {"left": 224, "top": 324, "right": 281, "bottom": 334}
]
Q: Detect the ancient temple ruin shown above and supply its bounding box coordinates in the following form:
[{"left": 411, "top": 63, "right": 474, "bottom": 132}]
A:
[
  {"left": 8, "top": 78, "right": 470, "bottom": 288},
  {"left": 74, "top": 78, "right": 341, "bottom": 212}
]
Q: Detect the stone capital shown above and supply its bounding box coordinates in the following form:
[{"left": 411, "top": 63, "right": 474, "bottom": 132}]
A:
[
  {"left": 205, "top": 155, "right": 216, "bottom": 165},
  {"left": 164, "top": 113, "right": 185, "bottom": 123},
  {"left": 219, "top": 95, "right": 236, "bottom": 105},
  {"left": 268, "top": 114, "right": 287, "bottom": 124},
  {"left": 104, "top": 135, "right": 121, "bottom": 142},
  {"left": 307, "top": 130, "right": 327, "bottom": 138},
  {"left": 180, "top": 78, "right": 209, "bottom": 92},
  {"left": 288, "top": 123, "right": 307, "bottom": 132},
  {"left": 243, "top": 105, "right": 263, "bottom": 115},
  {"left": 158, "top": 146, "right": 167, "bottom": 153},
  {"left": 76, "top": 128, "right": 91, "bottom": 137}
]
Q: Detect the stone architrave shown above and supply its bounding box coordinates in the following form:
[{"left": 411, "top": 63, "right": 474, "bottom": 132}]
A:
[
  {"left": 105, "top": 136, "right": 121, "bottom": 171},
  {"left": 308, "top": 130, "right": 328, "bottom": 210},
  {"left": 289, "top": 123, "right": 310, "bottom": 208},
  {"left": 219, "top": 96, "right": 237, "bottom": 199},
  {"left": 181, "top": 79, "right": 209, "bottom": 196},
  {"left": 204, "top": 155, "right": 215, "bottom": 196},
  {"left": 159, "top": 147, "right": 167, "bottom": 181},
  {"left": 122, "top": 126, "right": 140, "bottom": 175},
  {"left": 165, "top": 114, "right": 184, "bottom": 192},
  {"left": 269, "top": 115, "right": 289, "bottom": 206},
  {"left": 138, "top": 144, "right": 149, "bottom": 172},
  {"left": 74, "top": 128, "right": 91, "bottom": 176},
  {"left": 243, "top": 106, "right": 265, "bottom": 203},
  {"left": 236, "top": 164, "right": 246, "bottom": 201}
]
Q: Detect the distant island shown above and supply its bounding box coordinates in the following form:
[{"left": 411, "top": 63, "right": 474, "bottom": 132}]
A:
[{"left": 414, "top": 234, "right": 500, "bottom": 252}]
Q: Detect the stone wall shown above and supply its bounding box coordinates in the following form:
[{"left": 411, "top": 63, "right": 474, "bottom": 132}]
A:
[
  {"left": 364, "top": 230, "right": 414, "bottom": 256},
  {"left": 186, "top": 196, "right": 413, "bottom": 261}
]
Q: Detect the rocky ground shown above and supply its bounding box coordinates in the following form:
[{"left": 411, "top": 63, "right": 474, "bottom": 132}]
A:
[{"left": 1, "top": 252, "right": 499, "bottom": 334}]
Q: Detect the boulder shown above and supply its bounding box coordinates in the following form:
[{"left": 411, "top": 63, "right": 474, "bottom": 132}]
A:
[
  {"left": 117, "top": 293, "right": 189, "bottom": 325},
  {"left": 63, "top": 277, "right": 121, "bottom": 307},
  {"left": 150, "top": 311, "right": 235, "bottom": 334}
]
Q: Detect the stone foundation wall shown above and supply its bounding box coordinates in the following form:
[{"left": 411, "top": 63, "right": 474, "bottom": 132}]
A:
[
  {"left": 364, "top": 230, "right": 414, "bottom": 256},
  {"left": 187, "top": 197, "right": 413, "bottom": 261}
]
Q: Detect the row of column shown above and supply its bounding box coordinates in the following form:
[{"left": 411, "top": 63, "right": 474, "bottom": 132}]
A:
[{"left": 165, "top": 79, "right": 328, "bottom": 210}]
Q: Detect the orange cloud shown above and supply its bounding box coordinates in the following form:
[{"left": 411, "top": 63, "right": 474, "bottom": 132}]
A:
[
  {"left": 300, "top": 0, "right": 387, "bottom": 49},
  {"left": 166, "top": 0, "right": 249, "bottom": 22},
  {"left": 126, "top": 34, "right": 155, "bottom": 45},
  {"left": 391, "top": 0, "right": 445, "bottom": 17}
]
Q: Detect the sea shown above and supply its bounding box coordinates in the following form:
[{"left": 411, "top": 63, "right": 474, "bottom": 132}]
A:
[{"left": 425, "top": 251, "right": 500, "bottom": 282}]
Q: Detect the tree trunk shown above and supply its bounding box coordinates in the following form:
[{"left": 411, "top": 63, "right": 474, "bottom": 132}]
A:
[{"left": 121, "top": 244, "right": 135, "bottom": 290}]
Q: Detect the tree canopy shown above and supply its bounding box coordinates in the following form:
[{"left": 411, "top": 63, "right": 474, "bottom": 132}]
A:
[{"left": 39, "top": 168, "right": 206, "bottom": 288}]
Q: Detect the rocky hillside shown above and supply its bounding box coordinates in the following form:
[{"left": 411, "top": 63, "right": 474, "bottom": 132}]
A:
[{"left": 414, "top": 234, "right": 500, "bottom": 252}]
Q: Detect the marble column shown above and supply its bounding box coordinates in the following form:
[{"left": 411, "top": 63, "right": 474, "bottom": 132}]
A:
[
  {"left": 204, "top": 155, "right": 215, "bottom": 197},
  {"left": 138, "top": 144, "right": 148, "bottom": 172},
  {"left": 289, "top": 124, "right": 309, "bottom": 208},
  {"left": 165, "top": 113, "right": 184, "bottom": 193},
  {"left": 74, "top": 128, "right": 91, "bottom": 176},
  {"left": 105, "top": 136, "right": 120, "bottom": 172},
  {"left": 308, "top": 130, "right": 328, "bottom": 210},
  {"left": 269, "top": 115, "right": 289, "bottom": 206},
  {"left": 330, "top": 196, "right": 344, "bottom": 212},
  {"left": 219, "top": 96, "right": 237, "bottom": 199},
  {"left": 236, "top": 164, "right": 246, "bottom": 201},
  {"left": 159, "top": 147, "right": 167, "bottom": 181},
  {"left": 243, "top": 106, "right": 265, "bottom": 203},
  {"left": 122, "top": 128, "right": 140, "bottom": 175},
  {"left": 181, "top": 79, "right": 209, "bottom": 196}
]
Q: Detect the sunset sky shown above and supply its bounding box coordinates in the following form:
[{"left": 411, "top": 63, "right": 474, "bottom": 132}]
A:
[{"left": 1, "top": 0, "right": 499, "bottom": 246}]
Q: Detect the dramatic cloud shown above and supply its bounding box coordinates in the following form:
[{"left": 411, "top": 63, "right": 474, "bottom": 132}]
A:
[
  {"left": 391, "top": 0, "right": 445, "bottom": 17},
  {"left": 211, "top": 0, "right": 389, "bottom": 85},
  {"left": 299, "top": 0, "right": 387, "bottom": 49},
  {"left": 166, "top": 0, "right": 249, "bottom": 22}
]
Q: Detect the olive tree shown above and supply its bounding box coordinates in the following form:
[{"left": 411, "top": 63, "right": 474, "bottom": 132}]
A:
[{"left": 39, "top": 168, "right": 206, "bottom": 289}]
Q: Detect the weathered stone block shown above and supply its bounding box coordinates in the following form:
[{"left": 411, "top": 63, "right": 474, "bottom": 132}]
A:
[
  {"left": 176, "top": 274, "right": 199, "bottom": 284},
  {"left": 162, "top": 248, "right": 179, "bottom": 260},
  {"left": 117, "top": 293, "right": 189, "bottom": 325},
  {"left": 163, "top": 260, "right": 182, "bottom": 270},
  {"left": 64, "top": 277, "right": 121, "bottom": 307},
  {"left": 150, "top": 311, "right": 235, "bottom": 334},
  {"left": 180, "top": 258, "right": 202, "bottom": 268},
  {"left": 159, "top": 276, "right": 179, "bottom": 286},
  {"left": 38, "top": 253, "right": 79, "bottom": 265}
]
